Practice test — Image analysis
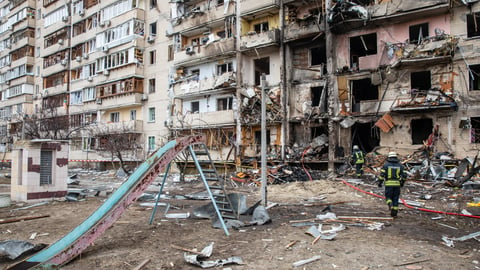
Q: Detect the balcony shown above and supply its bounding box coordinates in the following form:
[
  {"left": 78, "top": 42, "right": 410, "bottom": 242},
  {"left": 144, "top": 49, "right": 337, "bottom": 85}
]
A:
[
  {"left": 0, "top": 94, "right": 33, "bottom": 107},
  {"left": 10, "top": 37, "right": 35, "bottom": 51},
  {"left": 240, "top": 0, "right": 279, "bottom": 16},
  {"left": 43, "top": 61, "right": 69, "bottom": 77},
  {"left": 10, "top": 0, "right": 35, "bottom": 12},
  {"left": 240, "top": 28, "right": 280, "bottom": 52},
  {"left": 172, "top": 110, "right": 235, "bottom": 129},
  {"left": 11, "top": 17, "right": 35, "bottom": 32},
  {"left": 390, "top": 90, "right": 458, "bottom": 114},
  {"left": 329, "top": 0, "right": 449, "bottom": 34},
  {"left": 69, "top": 102, "right": 99, "bottom": 114},
  {"left": 96, "top": 92, "right": 143, "bottom": 110},
  {"left": 173, "top": 71, "right": 236, "bottom": 98},
  {"left": 97, "top": 120, "right": 144, "bottom": 134},
  {"left": 284, "top": 20, "right": 324, "bottom": 42},
  {"left": 42, "top": 39, "right": 69, "bottom": 58},
  {"left": 10, "top": 56, "right": 35, "bottom": 68},
  {"left": 174, "top": 37, "right": 235, "bottom": 66},
  {"left": 44, "top": 84, "right": 68, "bottom": 97},
  {"left": 171, "top": 3, "right": 235, "bottom": 35}
]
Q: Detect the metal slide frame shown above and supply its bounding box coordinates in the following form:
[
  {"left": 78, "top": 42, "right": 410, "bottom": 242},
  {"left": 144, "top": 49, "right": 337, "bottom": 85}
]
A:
[{"left": 8, "top": 136, "right": 203, "bottom": 270}]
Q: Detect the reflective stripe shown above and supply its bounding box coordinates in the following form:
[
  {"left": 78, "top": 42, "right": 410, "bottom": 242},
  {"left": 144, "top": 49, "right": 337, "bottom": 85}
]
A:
[{"left": 354, "top": 151, "right": 364, "bottom": 164}]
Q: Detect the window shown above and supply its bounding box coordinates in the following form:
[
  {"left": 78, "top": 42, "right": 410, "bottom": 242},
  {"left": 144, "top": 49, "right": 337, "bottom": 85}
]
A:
[
  {"left": 311, "top": 86, "right": 327, "bottom": 112},
  {"left": 472, "top": 117, "right": 480, "bottom": 143},
  {"left": 149, "top": 78, "right": 156, "bottom": 93},
  {"left": 217, "top": 0, "right": 224, "bottom": 5},
  {"left": 349, "top": 33, "right": 377, "bottom": 69},
  {"left": 148, "top": 136, "right": 155, "bottom": 151},
  {"left": 110, "top": 112, "right": 120, "bottom": 122},
  {"left": 467, "top": 13, "right": 480, "bottom": 38},
  {"left": 411, "top": 119, "right": 432, "bottom": 145},
  {"left": 148, "top": 107, "right": 155, "bottom": 122},
  {"left": 469, "top": 64, "right": 480, "bottom": 91},
  {"left": 217, "top": 97, "right": 233, "bottom": 111},
  {"left": 130, "top": 109, "right": 136, "bottom": 120},
  {"left": 409, "top": 23, "right": 429, "bottom": 44},
  {"left": 83, "top": 87, "right": 96, "bottom": 101},
  {"left": 149, "top": 50, "right": 156, "bottom": 64},
  {"left": 82, "top": 137, "right": 95, "bottom": 151},
  {"left": 168, "top": 45, "right": 174, "bottom": 61},
  {"left": 70, "top": 91, "right": 83, "bottom": 105},
  {"left": 216, "top": 62, "right": 233, "bottom": 75},
  {"left": 254, "top": 22, "right": 269, "bottom": 33},
  {"left": 191, "top": 101, "right": 199, "bottom": 113},
  {"left": 150, "top": 22, "right": 157, "bottom": 36},
  {"left": 351, "top": 78, "right": 378, "bottom": 112},
  {"left": 254, "top": 57, "right": 270, "bottom": 86},
  {"left": 411, "top": 71, "right": 431, "bottom": 91},
  {"left": 150, "top": 0, "right": 157, "bottom": 9}
]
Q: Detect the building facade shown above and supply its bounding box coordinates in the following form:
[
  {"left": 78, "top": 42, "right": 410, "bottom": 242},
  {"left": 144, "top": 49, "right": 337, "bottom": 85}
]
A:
[{"left": 0, "top": 0, "right": 478, "bottom": 171}]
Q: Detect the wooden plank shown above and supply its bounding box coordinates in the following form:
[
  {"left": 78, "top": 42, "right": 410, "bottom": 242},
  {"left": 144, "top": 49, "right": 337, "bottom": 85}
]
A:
[
  {"left": 0, "top": 215, "right": 50, "bottom": 224},
  {"left": 170, "top": 244, "right": 204, "bottom": 255},
  {"left": 132, "top": 259, "right": 150, "bottom": 270}
]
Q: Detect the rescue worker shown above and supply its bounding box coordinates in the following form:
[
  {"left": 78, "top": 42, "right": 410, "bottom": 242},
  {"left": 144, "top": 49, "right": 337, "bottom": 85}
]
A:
[
  {"left": 378, "top": 151, "right": 406, "bottom": 217},
  {"left": 352, "top": 145, "right": 365, "bottom": 177}
]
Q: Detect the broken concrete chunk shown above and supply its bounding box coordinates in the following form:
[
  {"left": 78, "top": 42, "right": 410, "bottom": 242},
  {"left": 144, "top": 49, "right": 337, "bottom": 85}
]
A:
[{"left": 251, "top": 205, "right": 271, "bottom": 225}]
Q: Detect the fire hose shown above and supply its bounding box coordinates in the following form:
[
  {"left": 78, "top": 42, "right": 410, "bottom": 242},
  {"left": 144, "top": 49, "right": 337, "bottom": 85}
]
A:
[{"left": 341, "top": 179, "right": 480, "bottom": 219}]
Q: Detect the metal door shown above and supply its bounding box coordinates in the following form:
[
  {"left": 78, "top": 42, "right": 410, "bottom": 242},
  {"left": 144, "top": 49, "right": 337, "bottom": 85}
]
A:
[{"left": 40, "top": 150, "right": 53, "bottom": 185}]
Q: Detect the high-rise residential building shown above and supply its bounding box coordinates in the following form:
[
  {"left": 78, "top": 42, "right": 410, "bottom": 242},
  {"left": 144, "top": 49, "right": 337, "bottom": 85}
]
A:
[{"left": 0, "top": 0, "right": 479, "bottom": 172}]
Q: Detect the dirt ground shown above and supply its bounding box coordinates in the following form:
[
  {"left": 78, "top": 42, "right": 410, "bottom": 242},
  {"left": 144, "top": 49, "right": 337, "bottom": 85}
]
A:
[{"left": 0, "top": 169, "right": 479, "bottom": 270}]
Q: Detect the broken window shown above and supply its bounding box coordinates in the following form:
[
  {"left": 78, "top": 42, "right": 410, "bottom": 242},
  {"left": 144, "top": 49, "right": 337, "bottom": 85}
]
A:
[
  {"left": 471, "top": 117, "right": 480, "bottom": 143},
  {"left": 411, "top": 118, "right": 433, "bottom": 145},
  {"left": 469, "top": 64, "right": 480, "bottom": 91},
  {"left": 191, "top": 101, "right": 199, "bottom": 113},
  {"left": 467, "top": 13, "right": 480, "bottom": 38},
  {"left": 217, "top": 0, "right": 224, "bottom": 5},
  {"left": 216, "top": 62, "right": 233, "bottom": 75},
  {"left": 254, "top": 22, "right": 269, "bottom": 34},
  {"left": 409, "top": 23, "right": 429, "bottom": 44},
  {"left": 311, "top": 86, "right": 327, "bottom": 112},
  {"left": 351, "top": 78, "right": 378, "bottom": 112},
  {"left": 254, "top": 57, "right": 270, "bottom": 86},
  {"left": 411, "top": 71, "right": 431, "bottom": 91},
  {"left": 149, "top": 0, "right": 156, "bottom": 9},
  {"left": 217, "top": 97, "right": 233, "bottom": 111},
  {"left": 255, "top": 130, "right": 270, "bottom": 145},
  {"left": 310, "top": 46, "right": 327, "bottom": 74},
  {"left": 349, "top": 33, "right": 377, "bottom": 69}
]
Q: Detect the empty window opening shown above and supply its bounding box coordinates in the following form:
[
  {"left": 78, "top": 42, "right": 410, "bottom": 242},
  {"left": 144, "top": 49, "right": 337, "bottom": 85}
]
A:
[
  {"left": 472, "top": 117, "right": 480, "bottom": 143},
  {"left": 254, "top": 57, "right": 270, "bottom": 86},
  {"left": 255, "top": 129, "right": 270, "bottom": 145},
  {"left": 191, "top": 101, "right": 199, "bottom": 113},
  {"left": 349, "top": 33, "right": 377, "bottom": 69},
  {"left": 217, "top": 97, "right": 233, "bottom": 111},
  {"left": 150, "top": 22, "right": 157, "bottom": 36},
  {"left": 469, "top": 64, "right": 480, "bottom": 91},
  {"left": 409, "top": 23, "right": 429, "bottom": 44},
  {"left": 310, "top": 45, "right": 327, "bottom": 74},
  {"left": 254, "top": 22, "right": 269, "bottom": 34},
  {"left": 467, "top": 13, "right": 480, "bottom": 38},
  {"left": 351, "top": 122, "right": 379, "bottom": 153},
  {"left": 411, "top": 118, "right": 433, "bottom": 145},
  {"left": 351, "top": 78, "right": 378, "bottom": 112},
  {"left": 311, "top": 86, "right": 328, "bottom": 113},
  {"left": 411, "top": 71, "right": 431, "bottom": 91}
]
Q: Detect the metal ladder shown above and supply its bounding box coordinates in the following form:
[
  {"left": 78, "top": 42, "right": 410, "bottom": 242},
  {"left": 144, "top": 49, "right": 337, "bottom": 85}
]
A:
[{"left": 188, "top": 143, "right": 237, "bottom": 235}]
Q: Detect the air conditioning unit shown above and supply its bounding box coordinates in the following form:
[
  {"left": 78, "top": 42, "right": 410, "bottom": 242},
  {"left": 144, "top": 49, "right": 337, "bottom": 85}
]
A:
[
  {"left": 105, "top": 20, "right": 111, "bottom": 26},
  {"left": 58, "top": 39, "right": 64, "bottom": 45},
  {"left": 96, "top": 98, "right": 102, "bottom": 104},
  {"left": 99, "top": 21, "right": 105, "bottom": 27},
  {"left": 185, "top": 46, "right": 195, "bottom": 55},
  {"left": 147, "top": 35, "right": 155, "bottom": 43},
  {"left": 76, "top": 55, "right": 81, "bottom": 62},
  {"left": 87, "top": 76, "right": 93, "bottom": 82},
  {"left": 141, "top": 94, "right": 148, "bottom": 101},
  {"left": 7, "top": 26, "right": 12, "bottom": 31},
  {"left": 5, "top": 44, "right": 10, "bottom": 49},
  {"left": 5, "top": 81, "right": 9, "bottom": 85},
  {"left": 104, "top": 70, "right": 109, "bottom": 76},
  {"left": 62, "top": 16, "right": 69, "bottom": 22},
  {"left": 79, "top": 10, "right": 85, "bottom": 17},
  {"left": 82, "top": 53, "right": 89, "bottom": 59},
  {"left": 61, "top": 59, "right": 67, "bottom": 66},
  {"left": 102, "top": 45, "right": 109, "bottom": 52}
]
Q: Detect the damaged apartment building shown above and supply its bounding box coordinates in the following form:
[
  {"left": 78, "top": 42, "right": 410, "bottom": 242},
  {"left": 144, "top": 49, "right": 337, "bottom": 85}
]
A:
[
  {"left": 1, "top": 0, "right": 480, "bottom": 171},
  {"left": 167, "top": 0, "right": 480, "bottom": 170}
]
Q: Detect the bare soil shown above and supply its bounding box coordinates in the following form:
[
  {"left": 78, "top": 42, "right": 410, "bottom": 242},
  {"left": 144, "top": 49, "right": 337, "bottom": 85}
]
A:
[{"left": 0, "top": 170, "right": 479, "bottom": 270}]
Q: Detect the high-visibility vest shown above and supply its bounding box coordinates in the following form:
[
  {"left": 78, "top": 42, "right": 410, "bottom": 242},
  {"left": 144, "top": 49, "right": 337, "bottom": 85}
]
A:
[
  {"left": 384, "top": 166, "right": 401, "bottom": 187},
  {"left": 354, "top": 151, "right": 365, "bottom": 164}
]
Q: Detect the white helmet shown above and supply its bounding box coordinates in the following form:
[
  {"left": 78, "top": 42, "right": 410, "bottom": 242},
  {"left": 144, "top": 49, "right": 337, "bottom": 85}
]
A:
[
  {"left": 388, "top": 151, "right": 397, "bottom": 158},
  {"left": 353, "top": 145, "right": 359, "bottom": 150}
]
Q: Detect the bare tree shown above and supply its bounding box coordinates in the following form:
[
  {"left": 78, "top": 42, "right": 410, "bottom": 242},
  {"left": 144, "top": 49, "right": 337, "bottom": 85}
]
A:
[
  {"left": 20, "top": 98, "right": 70, "bottom": 140},
  {"left": 89, "top": 122, "right": 144, "bottom": 175}
]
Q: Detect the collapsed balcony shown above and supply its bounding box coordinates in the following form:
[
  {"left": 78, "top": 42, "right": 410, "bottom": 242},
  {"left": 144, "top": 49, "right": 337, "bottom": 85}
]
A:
[{"left": 239, "top": 86, "right": 283, "bottom": 125}]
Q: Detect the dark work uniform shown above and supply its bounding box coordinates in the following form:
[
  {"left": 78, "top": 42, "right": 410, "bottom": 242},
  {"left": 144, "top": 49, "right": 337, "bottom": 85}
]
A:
[{"left": 379, "top": 157, "right": 406, "bottom": 217}]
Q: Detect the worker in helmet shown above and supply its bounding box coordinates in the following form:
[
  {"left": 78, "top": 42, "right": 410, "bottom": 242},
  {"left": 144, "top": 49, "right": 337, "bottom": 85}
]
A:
[
  {"left": 378, "top": 151, "right": 406, "bottom": 217},
  {"left": 351, "top": 145, "right": 365, "bottom": 177}
]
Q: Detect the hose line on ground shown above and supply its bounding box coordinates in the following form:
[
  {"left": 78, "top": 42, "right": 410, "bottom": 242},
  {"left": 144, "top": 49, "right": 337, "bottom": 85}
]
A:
[{"left": 341, "top": 179, "right": 480, "bottom": 219}]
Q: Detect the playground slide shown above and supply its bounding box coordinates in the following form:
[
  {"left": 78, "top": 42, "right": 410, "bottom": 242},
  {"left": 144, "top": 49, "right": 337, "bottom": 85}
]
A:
[{"left": 7, "top": 136, "right": 203, "bottom": 270}]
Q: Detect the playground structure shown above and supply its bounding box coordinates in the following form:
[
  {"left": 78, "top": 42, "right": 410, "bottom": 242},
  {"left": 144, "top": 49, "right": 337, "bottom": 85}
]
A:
[{"left": 7, "top": 135, "right": 235, "bottom": 270}]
